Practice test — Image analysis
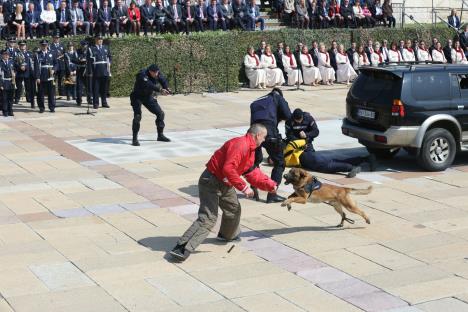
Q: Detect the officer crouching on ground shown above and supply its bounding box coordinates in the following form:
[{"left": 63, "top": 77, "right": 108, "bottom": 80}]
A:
[
  {"left": 250, "top": 87, "right": 292, "bottom": 203},
  {"left": 131, "top": 64, "right": 171, "bottom": 146},
  {"left": 285, "top": 108, "right": 319, "bottom": 148}
]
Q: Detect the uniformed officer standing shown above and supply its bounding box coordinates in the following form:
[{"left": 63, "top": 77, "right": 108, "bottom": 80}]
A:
[
  {"left": 87, "top": 35, "right": 111, "bottom": 109},
  {"left": 285, "top": 108, "right": 319, "bottom": 148},
  {"left": 250, "top": 88, "right": 291, "bottom": 203},
  {"left": 6, "top": 38, "right": 18, "bottom": 60},
  {"left": 14, "top": 41, "right": 35, "bottom": 108},
  {"left": 130, "top": 64, "right": 171, "bottom": 146},
  {"left": 76, "top": 40, "right": 91, "bottom": 106},
  {"left": 34, "top": 40, "right": 58, "bottom": 113},
  {"left": 50, "top": 33, "right": 66, "bottom": 98},
  {"left": 64, "top": 43, "right": 78, "bottom": 101},
  {"left": 0, "top": 49, "right": 16, "bottom": 117}
]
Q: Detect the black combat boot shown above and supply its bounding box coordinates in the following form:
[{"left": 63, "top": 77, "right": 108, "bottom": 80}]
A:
[
  {"left": 266, "top": 193, "right": 286, "bottom": 204},
  {"left": 157, "top": 127, "right": 171, "bottom": 142}
]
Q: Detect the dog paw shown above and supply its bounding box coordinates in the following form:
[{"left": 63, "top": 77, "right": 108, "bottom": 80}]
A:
[
  {"left": 287, "top": 204, "right": 292, "bottom": 211},
  {"left": 366, "top": 219, "right": 371, "bottom": 224},
  {"left": 280, "top": 202, "right": 287, "bottom": 207}
]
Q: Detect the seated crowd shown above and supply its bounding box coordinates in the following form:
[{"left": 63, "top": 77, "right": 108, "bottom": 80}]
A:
[
  {"left": 244, "top": 36, "right": 468, "bottom": 88},
  {"left": 0, "top": 0, "right": 267, "bottom": 39},
  {"left": 277, "top": 0, "right": 396, "bottom": 29}
]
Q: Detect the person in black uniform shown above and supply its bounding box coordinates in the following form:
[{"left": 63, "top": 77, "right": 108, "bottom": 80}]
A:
[
  {"left": 131, "top": 64, "right": 171, "bottom": 146},
  {"left": 34, "top": 39, "right": 57, "bottom": 113},
  {"left": 0, "top": 49, "right": 16, "bottom": 117},
  {"left": 50, "top": 33, "right": 65, "bottom": 98},
  {"left": 285, "top": 108, "right": 376, "bottom": 178},
  {"left": 64, "top": 42, "right": 78, "bottom": 101},
  {"left": 14, "top": 40, "right": 35, "bottom": 108},
  {"left": 250, "top": 87, "right": 291, "bottom": 203},
  {"left": 76, "top": 40, "right": 91, "bottom": 106},
  {"left": 6, "top": 38, "right": 18, "bottom": 60},
  {"left": 87, "top": 34, "right": 111, "bottom": 109}
]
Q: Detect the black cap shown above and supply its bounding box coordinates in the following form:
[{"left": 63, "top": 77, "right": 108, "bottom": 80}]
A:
[
  {"left": 293, "top": 108, "right": 303, "bottom": 120},
  {"left": 18, "top": 40, "right": 26, "bottom": 46},
  {"left": 8, "top": 37, "right": 16, "bottom": 43},
  {"left": 40, "top": 39, "right": 49, "bottom": 45},
  {"left": 80, "top": 40, "right": 89, "bottom": 46},
  {"left": 95, "top": 34, "right": 103, "bottom": 40},
  {"left": 1, "top": 49, "right": 8, "bottom": 55},
  {"left": 271, "top": 87, "right": 283, "bottom": 98},
  {"left": 148, "top": 64, "right": 159, "bottom": 72},
  {"left": 53, "top": 33, "right": 60, "bottom": 38}
]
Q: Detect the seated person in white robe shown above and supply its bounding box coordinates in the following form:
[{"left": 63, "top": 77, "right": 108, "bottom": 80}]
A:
[
  {"left": 417, "top": 40, "right": 432, "bottom": 62},
  {"left": 317, "top": 43, "right": 335, "bottom": 85},
  {"left": 370, "top": 42, "right": 385, "bottom": 66},
  {"left": 402, "top": 39, "right": 416, "bottom": 62},
  {"left": 431, "top": 42, "right": 447, "bottom": 63},
  {"left": 244, "top": 46, "right": 266, "bottom": 89},
  {"left": 336, "top": 44, "right": 357, "bottom": 84},
  {"left": 260, "top": 45, "right": 285, "bottom": 87},
  {"left": 387, "top": 41, "right": 402, "bottom": 65},
  {"left": 282, "top": 45, "right": 303, "bottom": 86},
  {"left": 299, "top": 45, "right": 321, "bottom": 86},
  {"left": 452, "top": 40, "right": 468, "bottom": 64},
  {"left": 353, "top": 45, "right": 370, "bottom": 71}
]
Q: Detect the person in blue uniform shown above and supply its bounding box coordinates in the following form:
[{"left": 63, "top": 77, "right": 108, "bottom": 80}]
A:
[
  {"left": 76, "top": 40, "right": 91, "bottom": 106},
  {"left": 87, "top": 34, "right": 111, "bottom": 109},
  {"left": 64, "top": 42, "right": 78, "bottom": 101},
  {"left": 285, "top": 108, "right": 319, "bottom": 147},
  {"left": 50, "top": 33, "right": 66, "bottom": 98},
  {"left": 14, "top": 40, "right": 35, "bottom": 108},
  {"left": 250, "top": 87, "right": 291, "bottom": 203},
  {"left": 34, "top": 39, "right": 58, "bottom": 113},
  {"left": 130, "top": 64, "right": 171, "bottom": 146},
  {"left": 0, "top": 49, "right": 16, "bottom": 117}
]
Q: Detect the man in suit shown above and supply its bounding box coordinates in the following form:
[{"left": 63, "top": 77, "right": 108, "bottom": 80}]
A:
[
  {"left": 310, "top": 40, "right": 319, "bottom": 66},
  {"left": 347, "top": 41, "right": 357, "bottom": 67},
  {"left": 318, "top": 0, "right": 330, "bottom": 28},
  {"left": 220, "top": 0, "right": 233, "bottom": 29},
  {"left": 87, "top": 35, "right": 111, "bottom": 109},
  {"left": 84, "top": 0, "right": 98, "bottom": 35},
  {"left": 328, "top": 40, "right": 338, "bottom": 73},
  {"left": 140, "top": 0, "right": 155, "bottom": 35},
  {"left": 56, "top": 0, "right": 71, "bottom": 36},
  {"left": 246, "top": 0, "right": 263, "bottom": 31},
  {"left": 166, "top": 0, "right": 184, "bottom": 33},
  {"left": 70, "top": 0, "right": 90, "bottom": 34},
  {"left": 340, "top": 0, "right": 354, "bottom": 28},
  {"left": 232, "top": 0, "right": 247, "bottom": 30},
  {"left": 448, "top": 9, "right": 461, "bottom": 30},
  {"left": 112, "top": 0, "right": 129, "bottom": 36},
  {"left": 154, "top": 0, "right": 168, "bottom": 33},
  {"left": 182, "top": 0, "right": 198, "bottom": 33},
  {"left": 274, "top": 42, "right": 287, "bottom": 81},
  {"left": 444, "top": 39, "right": 453, "bottom": 64},
  {"left": 194, "top": 0, "right": 208, "bottom": 31},
  {"left": 364, "top": 39, "right": 374, "bottom": 60},
  {"left": 98, "top": 0, "right": 112, "bottom": 36},
  {"left": 26, "top": 2, "right": 41, "bottom": 38},
  {"left": 207, "top": 0, "right": 226, "bottom": 31},
  {"left": 460, "top": 25, "right": 468, "bottom": 55}
]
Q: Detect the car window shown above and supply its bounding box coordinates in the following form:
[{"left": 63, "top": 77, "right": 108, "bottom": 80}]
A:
[
  {"left": 457, "top": 74, "right": 468, "bottom": 90},
  {"left": 412, "top": 72, "right": 450, "bottom": 100},
  {"left": 351, "top": 70, "right": 402, "bottom": 102}
]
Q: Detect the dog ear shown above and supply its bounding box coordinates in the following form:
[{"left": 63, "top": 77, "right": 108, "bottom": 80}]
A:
[{"left": 299, "top": 169, "right": 307, "bottom": 178}]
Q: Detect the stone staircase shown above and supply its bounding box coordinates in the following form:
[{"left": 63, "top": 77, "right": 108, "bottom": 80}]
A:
[{"left": 257, "top": 0, "right": 287, "bottom": 30}]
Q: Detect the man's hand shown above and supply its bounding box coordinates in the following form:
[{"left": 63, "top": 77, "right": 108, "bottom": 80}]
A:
[
  {"left": 161, "top": 89, "right": 170, "bottom": 95},
  {"left": 299, "top": 131, "right": 306, "bottom": 139},
  {"left": 243, "top": 187, "right": 254, "bottom": 198}
]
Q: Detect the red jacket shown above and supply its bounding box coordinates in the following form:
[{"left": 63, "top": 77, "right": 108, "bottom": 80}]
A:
[
  {"left": 128, "top": 7, "right": 141, "bottom": 22},
  {"left": 206, "top": 134, "right": 277, "bottom": 193}
]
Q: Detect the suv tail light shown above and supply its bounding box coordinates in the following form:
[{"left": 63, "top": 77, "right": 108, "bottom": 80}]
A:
[{"left": 391, "top": 99, "right": 405, "bottom": 117}]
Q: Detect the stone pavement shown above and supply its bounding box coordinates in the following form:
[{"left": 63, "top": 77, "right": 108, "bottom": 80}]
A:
[{"left": 1, "top": 85, "right": 468, "bottom": 312}]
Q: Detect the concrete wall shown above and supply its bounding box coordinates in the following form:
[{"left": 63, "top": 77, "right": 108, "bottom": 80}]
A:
[{"left": 392, "top": 0, "right": 468, "bottom": 25}]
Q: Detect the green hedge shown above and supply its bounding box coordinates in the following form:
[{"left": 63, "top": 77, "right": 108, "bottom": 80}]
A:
[{"left": 23, "top": 26, "right": 457, "bottom": 96}]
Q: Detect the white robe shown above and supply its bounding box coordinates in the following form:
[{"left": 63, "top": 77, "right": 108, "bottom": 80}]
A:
[
  {"left": 282, "top": 54, "right": 303, "bottom": 86},
  {"left": 299, "top": 53, "right": 321, "bottom": 84},
  {"left": 352, "top": 52, "right": 369, "bottom": 70},
  {"left": 336, "top": 52, "right": 357, "bottom": 83},
  {"left": 388, "top": 49, "right": 402, "bottom": 64},
  {"left": 317, "top": 52, "right": 335, "bottom": 82},
  {"left": 244, "top": 54, "right": 266, "bottom": 88},
  {"left": 451, "top": 48, "right": 468, "bottom": 64},
  {"left": 431, "top": 49, "right": 446, "bottom": 63},
  {"left": 402, "top": 48, "right": 415, "bottom": 62},
  {"left": 370, "top": 52, "right": 384, "bottom": 66},
  {"left": 261, "top": 54, "right": 285, "bottom": 87},
  {"left": 417, "top": 48, "right": 432, "bottom": 62}
]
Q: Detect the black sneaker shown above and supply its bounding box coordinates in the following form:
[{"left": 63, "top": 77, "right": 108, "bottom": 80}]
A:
[
  {"left": 347, "top": 166, "right": 361, "bottom": 178},
  {"left": 216, "top": 233, "right": 241, "bottom": 242},
  {"left": 170, "top": 244, "right": 190, "bottom": 262}
]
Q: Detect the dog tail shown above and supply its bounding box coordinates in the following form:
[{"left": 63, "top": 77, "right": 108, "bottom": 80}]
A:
[{"left": 349, "top": 185, "right": 373, "bottom": 195}]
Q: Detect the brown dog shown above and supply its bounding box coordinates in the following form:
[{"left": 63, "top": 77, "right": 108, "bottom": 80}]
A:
[{"left": 281, "top": 168, "right": 372, "bottom": 227}]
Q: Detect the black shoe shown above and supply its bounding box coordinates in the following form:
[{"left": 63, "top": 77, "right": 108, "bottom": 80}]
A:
[
  {"left": 102, "top": 104, "right": 110, "bottom": 108},
  {"left": 67, "top": 96, "right": 70, "bottom": 101},
  {"left": 347, "top": 166, "right": 361, "bottom": 178},
  {"left": 8, "top": 111, "right": 14, "bottom": 116},
  {"left": 367, "top": 154, "right": 377, "bottom": 172},
  {"left": 2, "top": 112, "right": 7, "bottom": 117},
  {"left": 252, "top": 187, "right": 260, "bottom": 201},
  {"left": 77, "top": 102, "right": 81, "bottom": 106},
  {"left": 170, "top": 244, "right": 190, "bottom": 262},
  {"left": 50, "top": 109, "right": 55, "bottom": 113},
  {"left": 39, "top": 108, "right": 45, "bottom": 113},
  {"left": 93, "top": 105, "right": 99, "bottom": 109},
  {"left": 266, "top": 194, "right": 286, "bottom": 204},
  {"left": 132, "top": 139, "right": 140, "bottom": 146},
  {"left": 157, "top": 134, "right": 171, "bottom": 142},
  {"left": 14, "top": 100, "right": 19, "bottom": 104},
  {"left": 216, "top": 233, "right": 241, "bottom": 242}
]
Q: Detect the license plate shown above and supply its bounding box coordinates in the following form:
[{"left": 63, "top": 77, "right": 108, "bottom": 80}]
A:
[{"left": 357, "top": 109, "right": 375, "bottom": 119}]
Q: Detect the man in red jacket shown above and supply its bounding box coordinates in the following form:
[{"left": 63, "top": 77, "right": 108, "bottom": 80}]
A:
[{"left": 170, "top": 123, "right": 277, "bottom": 261}]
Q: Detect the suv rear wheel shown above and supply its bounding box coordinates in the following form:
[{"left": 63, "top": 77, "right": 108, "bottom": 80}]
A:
[
  {"left": 418, "top": 128, "right": 456, "bottom": 171},
  {"left": 366, "top": 147, "right": 400, "bottom": 159}
]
